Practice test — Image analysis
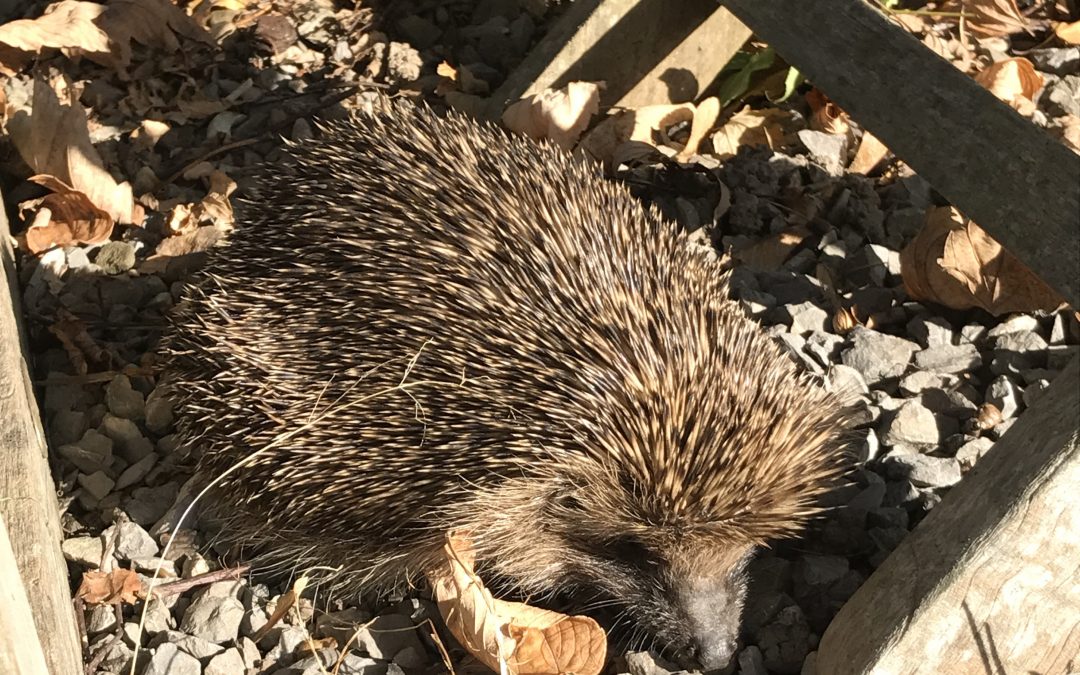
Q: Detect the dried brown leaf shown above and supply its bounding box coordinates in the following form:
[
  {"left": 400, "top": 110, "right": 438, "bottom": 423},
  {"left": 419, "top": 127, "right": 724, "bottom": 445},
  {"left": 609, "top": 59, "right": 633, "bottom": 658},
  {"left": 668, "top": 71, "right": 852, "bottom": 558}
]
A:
[
  {"left": 675, "top": 96, "right": 721, "bottom": 162},
  {"left": 0, "top": 1, "right": 109, "bottom": 75},
  {"left": 502, "top": 81, "right": 602, "bottom": 151},
  {"left": 7, "top": 76, "right": 141, "bottom": 224},
  {"left": 849, "top": 131, "right": 890, "bottom": 175},
  {"left": 578, "top": 103, "right": 696, "bottom": 167},
  {"left": 900, "top": 207, "right": 1066, "bottom": 315},
  {"left": 75, "top": 569, "right": 145, "bottom": 605},
  {"left": 0, "top": 0, "right": 210, "bottom": 74},
  {"left": 1049, "top": 114, "right": 1080, "bottom": 154},
  {"left": 954, "top": 0, "right": 1031, "bottom": 37},
  {"left": 974, "top": 57, "right": 1043, "bottom": 113},
  {"left": 806, "top": 89, "right": 849, "bottom": 135},
  {"left": 49, "top": 309, "right": 115, "bottom": 375},
  {"left": 166, "top": 170, "right": 237, "bottom": 234},
  {"left": 429, "top": 534, "right": 606, "bottom": 675},
  {"left": 733, "top": 227, "right": 809, "bottom": 271},
  {"left": 20, "top": 186, "right": 114, "bottom": 254},
  {"left": 710, "top": 106, "right": 793, "bottom": 161},
  {"left": 1056, "top": 20, "right": 1080, "bottom": 44}
]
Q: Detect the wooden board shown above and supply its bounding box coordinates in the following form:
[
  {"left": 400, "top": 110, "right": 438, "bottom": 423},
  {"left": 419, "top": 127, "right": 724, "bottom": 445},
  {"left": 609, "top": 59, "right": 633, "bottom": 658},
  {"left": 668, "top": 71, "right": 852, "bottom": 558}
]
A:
[
  {"left": 817, "top": 355, "right": 1080, "bottom": 674},
  {"left": 0, "top": 515, "right": 51, "bottom": 675},
  {"left": 486, "top": 0, "right": 751, "bottom": 114},
  {"left": 0, "top": 191, "right": 83, "bottom": 674},
  {"left": 720, "top": 0, "right": 1080, "bottom": 309}
]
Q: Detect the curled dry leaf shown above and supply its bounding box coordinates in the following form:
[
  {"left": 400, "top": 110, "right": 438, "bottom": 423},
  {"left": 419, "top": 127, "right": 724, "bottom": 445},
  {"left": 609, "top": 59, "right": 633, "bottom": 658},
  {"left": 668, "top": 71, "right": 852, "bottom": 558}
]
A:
[
  {"left": 49, "top": 309, "right": 116, "bottom": 375},
  {"left": 19, "top": 183, "right": 113, "bottom": 254},
  {"left": 579, "top": 101, "right": 720, "bottom": 168},
  {"left": 949, "top": 0, "right": 1030, "bottom": 37},
  {"left": 0, "top": 0, "right": 210, "bottom": 74},
  {"left": 974, "top": 57, "right": 1043, "bottom": 114},
  {"left": 7, "top": 76, "right": 142, "bottom": 225},
  {"left": 806, "top": 89, "right": 849, "bottom": 136},
  {"left": 675, "top": 96, "right": 720, "bottom": 162},
  {"left": 75, "top": 568, "right": 146, "bottom": 605},
  {"left": 429, "top": 533, "right": 606, "bottom": 675},
  {"left": 166, "top": 170, "right": 237, "bottom": 234},
  {"left": 900, "top": 207, "right": 1066, "bottom": 315},
  {"left": 502, "top": 81, "right": 602, "bottom": 152},
  {"left": 1049, "top": 114, "right": 1080, "bottom": 154},
  {"left": 710, "top": 106, "right": 793, "bottom": 161}
]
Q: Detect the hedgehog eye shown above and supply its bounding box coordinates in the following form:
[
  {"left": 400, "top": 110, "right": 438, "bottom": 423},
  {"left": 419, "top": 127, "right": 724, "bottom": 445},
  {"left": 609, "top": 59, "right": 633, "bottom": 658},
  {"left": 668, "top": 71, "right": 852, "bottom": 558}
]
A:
[{"left": 604, "top": 536, "right": 659, "bottom": 568}]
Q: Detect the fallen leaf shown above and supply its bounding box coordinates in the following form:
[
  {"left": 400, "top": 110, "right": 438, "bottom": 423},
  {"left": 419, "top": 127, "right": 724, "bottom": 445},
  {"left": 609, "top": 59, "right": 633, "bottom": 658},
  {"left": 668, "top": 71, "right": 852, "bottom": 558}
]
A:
[
  {"left": 502, "top": 81, "right": 602, "bottom": 151},
  {"left": 429, "top": 533, "right": 606, "bottom": 675},
  {"left": 732, "top": 226, "right": 809, "bottom": 271},
  {"left": 806, "top": 89, "right": 849, "bottom": 136},
  {"left": 7, "top": 76, "right": 142, "bottom": 225},
  {"left": 19, "top": 185, "right": 113, "bottom": 254},
  {"left": 675, "top": 96, "right": 721, "bottom": 162},
  {"left": 165, "top": 170, "right": 237, "bottom": 233},
  {"left": 1056, "top": 20, "right": 1080, "bottom": 45},
  {"left": 951, "top": 0, "right": 1031, "bottom": 37},
  {"left": 710, "top": 106, "right": 793, "bottom": 161},
  {"left": 900, "top": 207, "right": 1066, "bottom": 315},
  {"left": 0, "top": 0, "right": 211, "bottom": 74},
  {"left": 849, "top": 131, "right": 890, "bottom": 174},
  {"left": 0, "top": 2, "right": 109, "bottom": 75},
  {"left": 974, "top": 57, "right": 1043, "bottom": 113},
  {"left": 578, "top": 102, "right": 695, "bottom": 167},
  {"left": 715, "top": 47, "right": 776, "bottom": 107},
  {"left": 75, "top": 569, "right": 146, "bottom": 605}
]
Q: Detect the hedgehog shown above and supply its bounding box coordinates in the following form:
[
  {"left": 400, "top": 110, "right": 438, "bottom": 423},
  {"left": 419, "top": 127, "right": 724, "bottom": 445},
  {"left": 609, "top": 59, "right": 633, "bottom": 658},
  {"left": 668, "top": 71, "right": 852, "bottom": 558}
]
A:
[{"left": 158, "top": 99, "right": 855, "bottom": 670}]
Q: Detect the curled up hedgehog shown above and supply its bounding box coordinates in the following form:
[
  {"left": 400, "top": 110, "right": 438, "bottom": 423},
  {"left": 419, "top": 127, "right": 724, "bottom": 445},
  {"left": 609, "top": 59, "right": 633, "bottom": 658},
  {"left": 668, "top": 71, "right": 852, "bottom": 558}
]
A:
[{"left": 158, "top": 99, "right": 856, "bottom": 670}]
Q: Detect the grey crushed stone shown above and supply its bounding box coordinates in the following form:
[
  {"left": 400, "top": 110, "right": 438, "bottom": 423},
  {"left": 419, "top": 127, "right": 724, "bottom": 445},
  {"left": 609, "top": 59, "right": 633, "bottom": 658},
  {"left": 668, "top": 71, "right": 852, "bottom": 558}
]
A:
[
  {"left": 986, "top": 375, "right": 1022, "bottom": 419},
  {"left": 986, "top": 314, "right": 1040, "bottom": 338},
  {"left": 94, "top": 240, "right": 137, "bottom": 274},
  {"left": 61, "top": 535, "right": 104, "bottom": 567},
  {"left": 150, "top": 630, "right": 225, "bottom": 661},
  {"left": 49, "top": 408, "right": 87, "bottom": 446},
  {"left": 955, "top": 437, "right": 995, "bottom": 470},
  {"left": 106, "top": 374, "right": 146, "bottom": 420},
  {"left": 913, "top": 343, "right": 982, "bottom": 374},
  {"left": 757, "top": 604, "right": 814, "bottom": 675},
  {"left": 124, "top": 482, "right": 179, "bottom": 526},
  {"left": 991, "top": 331, "right": 1049, "bottom": 374},
  {"left": 58, "top": 428, "right": 113, "bottom": 473},
  {"left": 784, "top": 301, "right": 830, "bottom": 335},
  {"left": 77, "top": 471, "right": 115, "bottom": 501},
  {"left": 85, "top": 604, "right": 118, "bottom": 634},
  {"left": 180, "top": 581, "right": 245, "bottom": 644},
  {"left": 796, "top": 554, "right": 849, "bottom": 586},
  {"left": 738, "top": 645, "right": 769, "bottom": 675},
  {"left": 881, "top": 399, "right": 949, "bottom": 447},
  {"left": 797, "top": 130, "right": 848, "bottom": 175},
  {"left": 906, "top": 315, "right": 954, "bottom": 348},
  {"left": 881, "top": 453, "right": 962, "bottom": 488},
  {"left": 144, "top": 396, "right": 175, "bottom": 434},
  {"left": 205, "top": 648, "right": 246, "bottom": 675},
  {"left": 107, "top": 520, "right": 159, "bottom": 560},
  {"left": 898, "top": 371, "right": 953, "bottom": 396},
  {"left": 114, "top": 453, "right": 157, "bottom": 490},
  {"left": 144, "top": 642, "right": 201, "bottom": 675},
  {"left": 841, "top": 327, "right": 919, "bottom": 385},
  {"left": 352, "top": 613, "right": 426, "bottom": 662},
  {"left": 625, "top": 651, "right": 682, "bottom": 675}
]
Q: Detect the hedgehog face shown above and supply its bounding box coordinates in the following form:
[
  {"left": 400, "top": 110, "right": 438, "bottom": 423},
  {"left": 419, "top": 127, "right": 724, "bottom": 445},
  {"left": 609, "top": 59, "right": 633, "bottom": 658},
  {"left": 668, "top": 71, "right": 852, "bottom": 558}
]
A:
[{"left": 533, "top": 486, "right": 757, "bottom": 671}]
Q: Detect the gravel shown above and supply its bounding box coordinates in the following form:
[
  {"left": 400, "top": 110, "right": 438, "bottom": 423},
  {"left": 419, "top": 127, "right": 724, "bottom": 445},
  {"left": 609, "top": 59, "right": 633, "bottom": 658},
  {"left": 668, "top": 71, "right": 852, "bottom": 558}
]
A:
[{"left": 13, "top": 3, "right": 1072, "bottom": 674}]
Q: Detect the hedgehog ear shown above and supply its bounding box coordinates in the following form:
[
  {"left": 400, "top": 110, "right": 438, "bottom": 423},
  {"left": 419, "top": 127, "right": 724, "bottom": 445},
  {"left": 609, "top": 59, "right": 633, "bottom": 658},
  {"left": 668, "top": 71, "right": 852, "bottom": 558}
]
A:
[{"left": 549, "top": 488, "right": 585, "bottom": 512}]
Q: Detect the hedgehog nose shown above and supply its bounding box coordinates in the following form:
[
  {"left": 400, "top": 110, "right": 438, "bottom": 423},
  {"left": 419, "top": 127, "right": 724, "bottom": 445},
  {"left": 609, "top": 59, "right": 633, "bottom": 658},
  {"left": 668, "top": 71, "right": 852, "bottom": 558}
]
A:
[{"left": 692, "top": 634, "right": 738, "bottom": 671}]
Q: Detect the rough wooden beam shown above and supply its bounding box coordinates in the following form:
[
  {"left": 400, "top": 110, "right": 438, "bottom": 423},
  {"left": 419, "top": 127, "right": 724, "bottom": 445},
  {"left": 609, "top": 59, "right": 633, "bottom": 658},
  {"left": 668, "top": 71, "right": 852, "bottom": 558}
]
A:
[
  {"left": 487, "top": 0, "right": 751, "bottom": 114},
  {"left": 817, "top": 355, "right": 1080, "bottom": 673},
  {"left": 720, "top": 0, "right": 1080, "bottom": 308},
  {"left": 0, "top": 191, "right": 83, "bottom": 675},
  {"left": 0, "top": 515, "right": 51, "bottom": 675}
]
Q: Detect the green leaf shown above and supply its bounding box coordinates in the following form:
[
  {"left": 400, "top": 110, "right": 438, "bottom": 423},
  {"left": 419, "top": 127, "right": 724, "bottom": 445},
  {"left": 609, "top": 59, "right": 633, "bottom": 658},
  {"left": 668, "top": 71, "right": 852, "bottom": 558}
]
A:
[
  {"left": 716, "top": 47, "right": 777, "bottom": 107},
  {"left": 769, "top": 67, "right": 805, "bottom": 103}
]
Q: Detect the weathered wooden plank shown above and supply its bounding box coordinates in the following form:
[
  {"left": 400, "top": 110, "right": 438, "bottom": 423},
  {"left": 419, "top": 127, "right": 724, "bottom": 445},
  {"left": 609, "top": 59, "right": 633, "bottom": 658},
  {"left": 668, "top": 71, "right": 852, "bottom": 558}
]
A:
[
  {"left": 487, "top": 0, "right": 751, "bottom": 113},
  {"left": 817, "top": 355, "right": 1080, "bottom": 674},
  {"left": 0, "top": 515, "right": 51, "bottom": 675},
  {"left": 720, "top": 0, "right": 1080, "bottom": 309},
  {"left": 0, "top": 190, "right": 83, "bottom": 675}
]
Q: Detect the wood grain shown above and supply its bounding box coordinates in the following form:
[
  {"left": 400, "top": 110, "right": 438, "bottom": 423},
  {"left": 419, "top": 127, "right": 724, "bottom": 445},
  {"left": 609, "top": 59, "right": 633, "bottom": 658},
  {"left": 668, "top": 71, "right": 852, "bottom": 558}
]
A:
[{"left": 0, "top": 190, "right": 83, "bottom": 674}]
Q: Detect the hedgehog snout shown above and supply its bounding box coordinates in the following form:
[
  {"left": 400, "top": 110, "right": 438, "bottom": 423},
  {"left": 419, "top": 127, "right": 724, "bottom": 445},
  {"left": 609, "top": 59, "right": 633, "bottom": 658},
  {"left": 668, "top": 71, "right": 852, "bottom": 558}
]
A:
[{"left": 672, "top": 568, "right": 750, "bottom": 671}]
